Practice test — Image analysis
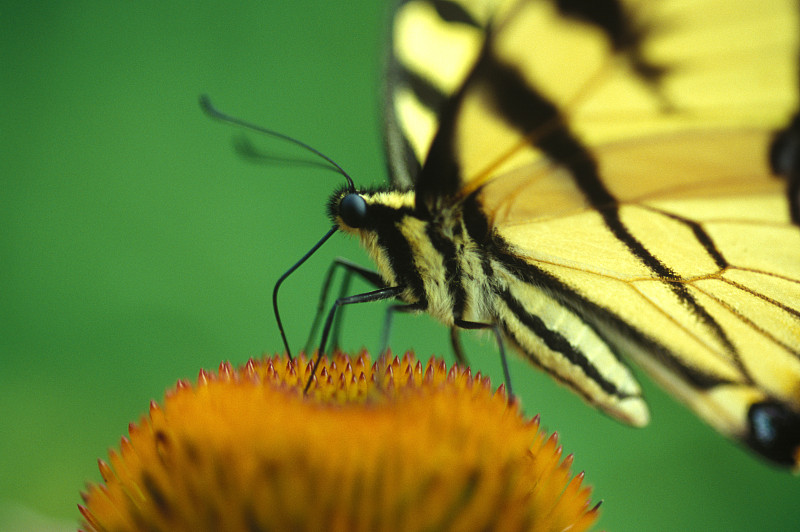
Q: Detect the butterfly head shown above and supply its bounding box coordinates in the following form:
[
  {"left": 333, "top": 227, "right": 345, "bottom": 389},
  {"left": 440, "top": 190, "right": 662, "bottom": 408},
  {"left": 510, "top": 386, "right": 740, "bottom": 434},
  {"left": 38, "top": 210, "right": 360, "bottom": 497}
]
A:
[{"left": 328, "top": 186, "right": 416, "bottom": 233}]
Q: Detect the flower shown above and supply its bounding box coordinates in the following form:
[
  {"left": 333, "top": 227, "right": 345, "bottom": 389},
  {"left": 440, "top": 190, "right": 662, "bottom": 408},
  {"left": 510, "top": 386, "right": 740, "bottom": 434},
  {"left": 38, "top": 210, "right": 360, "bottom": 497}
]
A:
[{"left": 79, "top": 351, "right": 600, "bottom": 531}]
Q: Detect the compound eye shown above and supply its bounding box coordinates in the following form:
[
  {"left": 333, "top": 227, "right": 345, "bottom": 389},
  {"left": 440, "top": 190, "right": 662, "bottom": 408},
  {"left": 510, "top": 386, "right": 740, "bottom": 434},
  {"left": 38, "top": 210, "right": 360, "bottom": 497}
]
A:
[{"left": 339, "top": 193, "right": 368, "bottom": 228}]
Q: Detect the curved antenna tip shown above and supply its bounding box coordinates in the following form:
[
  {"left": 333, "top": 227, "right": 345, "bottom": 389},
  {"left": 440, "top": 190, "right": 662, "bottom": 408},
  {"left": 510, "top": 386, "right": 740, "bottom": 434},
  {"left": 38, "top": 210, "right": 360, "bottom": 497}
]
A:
[
  {"left": 198, "top": 95, "right": 356, "bottom": 191},
  {"left": 199, "top": 95, "right": 225, "bottom": 121}
]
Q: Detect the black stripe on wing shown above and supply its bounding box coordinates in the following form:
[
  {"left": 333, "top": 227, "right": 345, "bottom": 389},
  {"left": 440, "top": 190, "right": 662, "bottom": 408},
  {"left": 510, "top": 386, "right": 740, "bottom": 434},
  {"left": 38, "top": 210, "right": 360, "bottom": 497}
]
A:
[
  {"left": 384, "top": 62, "right": 425, "bottom": 189},
  {"left": 430, "top": 0, "right": 482, "bottom": 27},
  {"left": 509, "top": 251, "right": 735, "bottom": 391},
  {"left": 658, "top": 211, "right": 729, "bottom": 270},
  {"left": 460, "top": 194, "right": 737, "bottom": 391},
  {"left": 554, "top": 0, "right": 666, "bottom": 83},
  {"left": 500, "top": 324, "right": 618, "bottom": 407},
  {"left": 413, "top": 0, "right": 663, "bottom": 203},
  {"left": 498, "top": 286, "right": 635, "bottom": 399}
]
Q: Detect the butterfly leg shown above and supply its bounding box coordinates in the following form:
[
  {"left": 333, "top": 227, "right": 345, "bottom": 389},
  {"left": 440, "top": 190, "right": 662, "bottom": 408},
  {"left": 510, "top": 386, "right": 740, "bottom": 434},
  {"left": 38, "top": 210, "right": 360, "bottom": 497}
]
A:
[
  {"left": 327, "top": 270, "right": 352, "bottom": 352},
  {"left": 305, "top": 286, "right": 404, "bottom": 393},
  {"left": 454, "top": 319, "right": 513, "bottom": 398},
  {"left": 450, "top": 328, "right": 469, "bottom": 367},
  {"left": 303, "top": 257, "right": 385, "bottom": 354},
  {"left": 274, "top": 227, "right": 337, "bottom": 359},
  {"left": 379, "top": 302, "right": 426, "bottom": 356}
]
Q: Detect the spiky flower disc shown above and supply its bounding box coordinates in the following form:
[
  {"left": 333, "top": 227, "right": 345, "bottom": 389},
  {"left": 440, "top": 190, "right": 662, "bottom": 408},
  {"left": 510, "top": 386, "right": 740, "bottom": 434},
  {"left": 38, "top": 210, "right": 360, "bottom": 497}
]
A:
[{"left": 79, "top": 352, "right": 600, "bottom": 532}]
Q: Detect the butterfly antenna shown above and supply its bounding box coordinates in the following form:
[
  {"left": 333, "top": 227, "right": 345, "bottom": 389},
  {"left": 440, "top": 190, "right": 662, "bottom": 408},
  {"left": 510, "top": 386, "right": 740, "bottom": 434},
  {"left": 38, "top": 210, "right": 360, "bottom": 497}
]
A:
[
  {"left": 233, "top": 135, "right": 342, "bottom": 173},
  {"left": 200, "top": 95, "right": 356, "bottom": 191},
  {"left": 202, "top": 95, "right": 358, "bottom": 359}
]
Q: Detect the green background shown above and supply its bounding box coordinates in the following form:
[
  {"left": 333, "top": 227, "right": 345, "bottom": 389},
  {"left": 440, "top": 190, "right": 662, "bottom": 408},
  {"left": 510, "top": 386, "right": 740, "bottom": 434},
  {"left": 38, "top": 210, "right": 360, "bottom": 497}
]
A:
[{"left": 2, "top": 2, "right": 798, "bottom": 530}]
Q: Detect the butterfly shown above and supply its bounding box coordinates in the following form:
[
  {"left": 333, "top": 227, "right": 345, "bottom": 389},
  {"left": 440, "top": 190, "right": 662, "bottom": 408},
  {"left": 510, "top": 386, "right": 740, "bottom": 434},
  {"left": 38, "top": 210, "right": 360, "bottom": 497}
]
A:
[{"left": 208, "top": 0, "right": 800, "bottom": 468}]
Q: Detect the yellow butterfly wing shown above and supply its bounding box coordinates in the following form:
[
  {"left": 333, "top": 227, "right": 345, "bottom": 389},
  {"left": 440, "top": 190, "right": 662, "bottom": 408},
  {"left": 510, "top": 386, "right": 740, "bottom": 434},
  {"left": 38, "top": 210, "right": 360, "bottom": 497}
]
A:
[
  {"left": 388, "top": 0, "right": 798, "bottom": 194},
  {"left": 484, "top": 129, "right": 800, "bottom": 458},
  {"left": 387, "top": 0, "right": 800, "bottom": 465}
]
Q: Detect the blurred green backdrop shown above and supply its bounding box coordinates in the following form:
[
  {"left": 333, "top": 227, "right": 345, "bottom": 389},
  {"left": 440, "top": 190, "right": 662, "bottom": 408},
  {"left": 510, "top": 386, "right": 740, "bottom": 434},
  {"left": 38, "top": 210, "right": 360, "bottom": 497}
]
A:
[{"left": 2, "top": 2, "right": 798, "bottom": 530}]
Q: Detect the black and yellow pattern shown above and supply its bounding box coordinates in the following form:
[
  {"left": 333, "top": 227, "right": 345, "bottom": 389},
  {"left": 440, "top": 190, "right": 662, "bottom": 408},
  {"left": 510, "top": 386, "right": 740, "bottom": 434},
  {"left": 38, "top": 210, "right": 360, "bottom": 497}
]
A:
[{"left": 328, "top": 0, "right": 800, "bottom": 467}]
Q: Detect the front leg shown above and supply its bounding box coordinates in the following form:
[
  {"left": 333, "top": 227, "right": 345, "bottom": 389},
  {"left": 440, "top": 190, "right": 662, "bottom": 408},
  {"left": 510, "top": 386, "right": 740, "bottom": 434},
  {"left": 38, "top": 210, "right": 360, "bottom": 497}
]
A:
[
  {"left": 450, "top": 328, "right": 469, "bottom": 367},
  {"left": 305, "top": 286, "right": 404, "bottom": 393},
  {"left": 304, "top": 257, "right": 385, "bottom": 354}
]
